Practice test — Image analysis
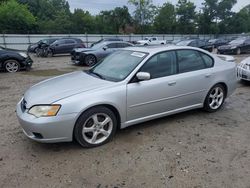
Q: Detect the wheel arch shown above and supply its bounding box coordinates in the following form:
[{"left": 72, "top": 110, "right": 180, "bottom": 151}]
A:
[{"left": 73, "top": 104, "right": 122, "bottom": 140}]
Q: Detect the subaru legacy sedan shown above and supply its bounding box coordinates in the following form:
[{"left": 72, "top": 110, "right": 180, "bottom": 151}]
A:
[{"left": 16, "top": 46, "right": 237, "bottom": 148}]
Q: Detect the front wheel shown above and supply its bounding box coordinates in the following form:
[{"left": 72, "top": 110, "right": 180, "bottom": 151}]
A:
[
  {"left": 74, "top": 107, "right": 117, "bottom": 148},
  {"left": 203, "top": 84, "right": 226, "bottom": 112},
  {"left": 4, "top": 59, "right": 20, "bottom": 73},
  {"left": 85, "top": 55, "right": 96, "bottom": 66}
]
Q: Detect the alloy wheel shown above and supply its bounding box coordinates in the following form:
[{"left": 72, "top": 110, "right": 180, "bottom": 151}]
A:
[
  {"left": 5, "top": 60, "right": 20, "bottom": 73},
  {"left": 85, "top": 55, "right": 96, "bottom": 66},
  {"left": 82, "top": 113, "right": 113, "bottom": 145},
  {"left": 208, "top": 87, "right": 224, "bottom": 110}
]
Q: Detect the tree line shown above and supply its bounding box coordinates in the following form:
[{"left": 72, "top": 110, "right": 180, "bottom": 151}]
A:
[{"left": 0, "top": 0, "right": 249, "bottom": 34}]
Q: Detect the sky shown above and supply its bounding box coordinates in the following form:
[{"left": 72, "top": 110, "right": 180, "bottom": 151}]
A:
[{"left": 67, "top": 0, "right": 249, "bottom": 14}]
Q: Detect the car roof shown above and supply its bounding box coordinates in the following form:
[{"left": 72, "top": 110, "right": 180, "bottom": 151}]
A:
[
  {"left": 124, "top": 45, "right": 205, "bottom": 54},
  {"left": 102, "top": 41, "right": 132, "bottom": 45}
]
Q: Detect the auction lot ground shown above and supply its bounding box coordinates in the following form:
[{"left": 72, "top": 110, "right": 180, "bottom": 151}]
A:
[{"left": 0, "top": 54, "right": 250, "bottom": 188}]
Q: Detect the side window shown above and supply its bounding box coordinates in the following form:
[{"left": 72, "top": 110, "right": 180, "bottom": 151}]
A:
[
  {"left": 198, "top": 40, "right": 206, "bottom": 47},
  {"left": 66, "top": 39, "right": 75, "bottom": 44},
  {"left": 177, "top": 50, "right": 206, "bottom": 73},
  {"left": 140, "top": 51, "right": 177, "bottom": 79},
  {"left": 116, "top": 43, "right": 126, "bottom": 48},
  {"left": 107, "top": 43, "right": 117, "bottom": 48},
  {"left": 245, "top": 39, "right": 250, "bottom": 45},
  {"left": 189, "top": 41, "right": 197, "bottom": 47},
  {"left": 200, "top": 53, "right": 214, "bottom": 68},
  {"left": 152, "top": 38, "right": 157, "bottom": 41}
]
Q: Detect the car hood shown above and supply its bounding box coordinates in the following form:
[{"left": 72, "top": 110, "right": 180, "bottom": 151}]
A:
[
  {"left": 218, "top": 44, "right": 240, "bottom": 49},
  {"left": 137, "top": 40, "right": 148, "bottom": 44},
  {"left": 73, "top": 48, "right": 94, "bottom": 53},
  {"left": 24, "top": 71, "right": 113, "bottom": 108}
]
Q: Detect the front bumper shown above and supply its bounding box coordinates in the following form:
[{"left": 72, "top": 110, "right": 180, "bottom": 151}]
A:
[
  {"left": 218, "top": 48, "right": 237, "bottom": 54},
  {"left": 16, "top": 100, "right": 77, "bottom": 143},
  {"left": 237, "top": 66, "right": 250, "bottom": 81},
  {"left": 22, "top": 56, "right": 33, "bottom": 70}
]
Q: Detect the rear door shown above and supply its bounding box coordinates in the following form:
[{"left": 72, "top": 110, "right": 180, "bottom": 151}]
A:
[{"left": 64, "top": 39, "right": 77, "bottom": 53}]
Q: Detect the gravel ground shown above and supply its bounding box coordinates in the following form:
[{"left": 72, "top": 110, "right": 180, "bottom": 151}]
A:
[{"left": 0, "top": 54, "right": 250, "bottom": 188}]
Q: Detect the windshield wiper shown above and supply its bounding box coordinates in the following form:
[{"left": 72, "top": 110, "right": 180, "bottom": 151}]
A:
[{"left": 89, "top": 71, "right": 105, "bottom": 80}]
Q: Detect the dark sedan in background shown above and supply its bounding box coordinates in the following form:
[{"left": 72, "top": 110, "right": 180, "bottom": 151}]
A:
[
  {"left": 90, "top": 38, "right": 123, "bottom": 47},
  {"left": 218, "top": 38, "right": 250, "bottom": 55},
  {"left": 47, "top": 38, "right": 85, "bottom": 56},
  {"left": 176, "top": 39, "right": 208, "bottom": 50},
  {"left": 0, "top": 46, "right": 33, "bottom": 73},
  {"left": 71, "top": 41, "right": 133, "bottom": 66},
  {"left": 27, "top": 38, "right": 58, "bottom": 53},
  {"left": 202, "top": 38, "right": 228, "bottom": 52}
]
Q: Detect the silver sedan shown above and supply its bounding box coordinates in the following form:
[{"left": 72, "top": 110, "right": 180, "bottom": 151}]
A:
[{"left": 16, "top": 46, "right": 237, "bottom": 148}]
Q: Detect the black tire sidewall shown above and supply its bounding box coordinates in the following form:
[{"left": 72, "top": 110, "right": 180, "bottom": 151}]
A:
[
  {"left": 85, "top": 55, "right": 96, "bottom": 66},
  {"left": 74, "top": 107, "right": 117, "bottom": 148},
  {"left": 204, "top": 84, "right": 226, "bottom": 112},
  {"left": 4, "top": 60, "right": 20, "bottom": 73}
]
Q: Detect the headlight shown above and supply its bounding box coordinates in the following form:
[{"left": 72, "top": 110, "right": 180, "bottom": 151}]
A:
[
  {"left": 230, "top": 46, "right": 237, "bottom": 49},
  {"left": 28, "top": 105, "right": 61, "bottom": 117},
  {"left": 19, "top": 52, "right": 28, "bottom": 58},
  {"left": 243, "top": 64, "right": 250, "bottom": 70}
]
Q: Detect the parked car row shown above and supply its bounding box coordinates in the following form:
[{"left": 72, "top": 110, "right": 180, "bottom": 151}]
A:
[{"left": 28, "top": 38, "right": 85, "bottom": 57}]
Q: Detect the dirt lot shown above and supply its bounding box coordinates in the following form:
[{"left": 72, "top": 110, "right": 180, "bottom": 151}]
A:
[{"left": 0, "top": 54, "right": 250, "bottom": 188}]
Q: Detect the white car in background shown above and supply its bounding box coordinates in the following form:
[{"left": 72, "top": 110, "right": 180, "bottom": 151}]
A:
[
  {"left": 137, "top": 37, "right": 166, "bottom": 46},
  {"left": 237, "top": 56, "right": 250, "bottom": 81}
]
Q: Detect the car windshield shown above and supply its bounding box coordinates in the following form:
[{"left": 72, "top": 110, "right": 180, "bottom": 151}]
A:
[
  {"left": 176, "top": 40, "right": 192, "bottom": 46},
  {"left": 89, "top": 50, "right": 147, "bottom": 82},
  {"left": 208, "top": 39, "right": 217, "bottom": 43},
  {"left": 92, "top": 42, "right": 106, "bottom": 50},
  {"left": 230, "top": 39, "right": 245, "bottom": 45}
]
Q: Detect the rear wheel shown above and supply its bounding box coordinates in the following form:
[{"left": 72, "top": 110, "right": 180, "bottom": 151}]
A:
[
  {"left": 203, "top": 84, "right": 226, "bottom": 112},
  {"left": 85, "top": 55, "right": 96, "bottom": 66},
  {"left": 4, "top": 59, "right": 20, "bottom": 73},
  {"left": 74, "top": 107, "right": 117, "bottom": 148}
]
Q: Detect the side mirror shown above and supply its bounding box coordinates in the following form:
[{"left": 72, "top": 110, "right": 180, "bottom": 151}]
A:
[
  {"left": 136, "top": 72, "right": 150, "bottom": 81},
  {"left": 103, "top": 46, "right": 107, "bottom": 51}
]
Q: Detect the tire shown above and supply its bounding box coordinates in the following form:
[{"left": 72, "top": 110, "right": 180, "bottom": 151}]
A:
[
  {"left": 203, "top": 84, "right": 226, "bottom": 112},
  {"left": 4, "top": 59, "right": 20, "bottom": 73},
  {"left": 236, "top": 48, "right": 241, "bottom": 55},
  {"left": 74, "top": 106, "right": 117, "bottom": 148},
  {"left": 85, "top": 55, "right": 97, "bottom": 66},
  {"left": 144, "top": 43, "right": 148, "bottom": 46},
  {"left": 46, "top": 49, "right": 53, "bottom": 57}
]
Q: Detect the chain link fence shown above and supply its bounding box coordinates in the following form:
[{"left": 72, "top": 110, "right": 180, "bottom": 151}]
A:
[{"left": 0, "top": 33, "right": 249, "bottom": 51}]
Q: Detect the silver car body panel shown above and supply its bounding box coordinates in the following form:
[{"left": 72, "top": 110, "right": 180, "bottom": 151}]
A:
[
  {"left": 16, "top": 45, "right": 237, "bottom": 143},
  {"left": 237, "top": 56, "right": 250, "bottom": 81}
]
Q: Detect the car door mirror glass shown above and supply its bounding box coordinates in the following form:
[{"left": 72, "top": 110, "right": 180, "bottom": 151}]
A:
[{"left": 136, "top": 72, "right": 151, "bottom": 81}]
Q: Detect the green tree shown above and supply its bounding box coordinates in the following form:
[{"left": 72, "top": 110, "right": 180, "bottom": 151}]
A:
[
  {"left": 176, "top": 0, "right": 196, "bottom": 34},
  {"left": 154, "top": 2, "right": 176, "bottom": 34},
  {"left": 197, "top": 0, "right": 237, "bottom": 34},
  {"left": 128, "top": 0, "right": 157, "bottom": 33},
  {"left": 0, "top": 0, "right": 37, "bottom": 33},
  {"left": 71, "top": 9, "right": 95, "bottom": 34}
]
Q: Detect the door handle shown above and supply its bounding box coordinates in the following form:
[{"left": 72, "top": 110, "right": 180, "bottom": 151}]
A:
[
  {"left": 205, "top": 74, "right": 211, "bottom": 78},
  {"left": 168, "top": 81, "right": 176, "bottom": 86}
]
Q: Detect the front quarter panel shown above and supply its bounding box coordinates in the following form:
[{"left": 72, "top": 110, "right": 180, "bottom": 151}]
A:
[{"left": 55, "top": 83, "right": 127, "bottom": 127}]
